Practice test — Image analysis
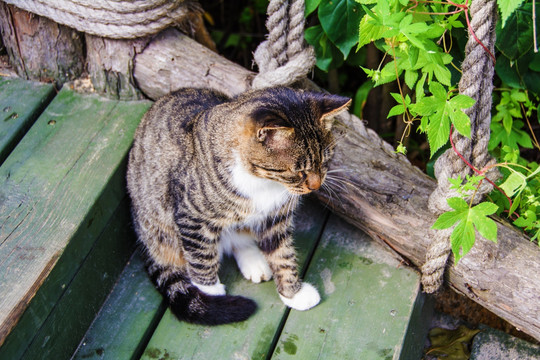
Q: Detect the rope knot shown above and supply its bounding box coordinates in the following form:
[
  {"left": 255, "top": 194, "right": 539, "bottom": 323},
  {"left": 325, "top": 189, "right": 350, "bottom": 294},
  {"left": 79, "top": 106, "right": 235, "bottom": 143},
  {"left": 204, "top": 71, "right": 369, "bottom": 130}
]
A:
[{"left": 252, "top": 0, "right": 315, "bottom": 89}]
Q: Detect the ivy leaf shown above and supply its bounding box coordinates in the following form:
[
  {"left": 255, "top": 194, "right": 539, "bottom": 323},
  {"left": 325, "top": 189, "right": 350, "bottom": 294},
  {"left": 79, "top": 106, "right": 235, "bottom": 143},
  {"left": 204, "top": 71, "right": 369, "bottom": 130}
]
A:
[
  {"left": 319, "top": 0, "right": 363, "bottom": 58},
  {"left": 433, "top": 198, "right": 498, "bottom": 261}
]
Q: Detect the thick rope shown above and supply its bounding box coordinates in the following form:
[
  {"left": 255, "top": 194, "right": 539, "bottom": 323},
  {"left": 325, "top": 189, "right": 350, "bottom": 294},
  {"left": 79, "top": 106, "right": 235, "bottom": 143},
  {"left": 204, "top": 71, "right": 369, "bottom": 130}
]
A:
[
  {"left": 2, "top": 0, "right": 197, "bottom": 39},
  {"left": 252, "top": 0, "right": 315, "bottom": 89},
  {"left": 421, "top": 0, "right": 499, "bottom": 293}
]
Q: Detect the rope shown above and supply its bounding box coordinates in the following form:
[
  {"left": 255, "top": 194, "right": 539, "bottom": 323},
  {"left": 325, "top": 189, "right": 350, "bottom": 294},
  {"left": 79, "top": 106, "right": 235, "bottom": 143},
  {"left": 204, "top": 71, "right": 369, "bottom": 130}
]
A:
[
  {"left": 1, "top": 0, "right": 198, "bottom": 39},
  {"left": 252, "top": 0, "right": 315, "bottom": 89},
  {"left": 421, "top": 0, "right": 500, "bottom": 293}
]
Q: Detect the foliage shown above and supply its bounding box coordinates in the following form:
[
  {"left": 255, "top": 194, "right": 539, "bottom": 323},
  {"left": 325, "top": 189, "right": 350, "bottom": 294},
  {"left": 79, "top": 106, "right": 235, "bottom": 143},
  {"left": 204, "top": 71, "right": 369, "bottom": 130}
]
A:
[{"left": 305, "top": 0, "right": 540, "bottom": 260}]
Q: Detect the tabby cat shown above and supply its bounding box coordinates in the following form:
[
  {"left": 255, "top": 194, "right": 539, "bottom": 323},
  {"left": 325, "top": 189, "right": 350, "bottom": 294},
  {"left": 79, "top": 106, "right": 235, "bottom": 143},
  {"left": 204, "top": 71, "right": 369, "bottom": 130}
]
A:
[{"left": 127, "top": 86, "right": 350, "bottom": 325}]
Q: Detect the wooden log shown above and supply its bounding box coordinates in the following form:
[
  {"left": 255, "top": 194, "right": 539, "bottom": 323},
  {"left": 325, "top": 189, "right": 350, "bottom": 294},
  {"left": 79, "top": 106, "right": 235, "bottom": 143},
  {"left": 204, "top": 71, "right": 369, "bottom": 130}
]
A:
[
  {"left": 85, "top": 35, "right": 150, "bottom": 100},
  {"left": 0, "top": 3, "right": 84, "bottom": 85},
  {"left": 133, "top": 29, "right": 540, "bottom": 341}
]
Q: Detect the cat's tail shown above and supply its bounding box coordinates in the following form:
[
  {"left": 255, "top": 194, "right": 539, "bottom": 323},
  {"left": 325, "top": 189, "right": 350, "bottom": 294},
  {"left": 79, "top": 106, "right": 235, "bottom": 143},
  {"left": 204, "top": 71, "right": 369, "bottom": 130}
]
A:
[{"left": 148, "top": 263, "right": 257, "bottom": 325}]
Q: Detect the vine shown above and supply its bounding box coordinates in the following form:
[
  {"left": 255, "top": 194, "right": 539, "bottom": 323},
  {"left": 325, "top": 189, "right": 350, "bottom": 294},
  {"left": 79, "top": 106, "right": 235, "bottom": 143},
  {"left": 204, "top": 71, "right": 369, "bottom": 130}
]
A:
[{"left": 305, "top": 0, "right": 540, "bottom": 260}]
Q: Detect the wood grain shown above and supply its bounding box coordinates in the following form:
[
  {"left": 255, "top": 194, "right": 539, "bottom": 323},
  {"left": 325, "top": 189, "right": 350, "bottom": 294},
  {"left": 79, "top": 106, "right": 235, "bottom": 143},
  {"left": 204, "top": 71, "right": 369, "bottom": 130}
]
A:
[
  {"left": 0, "top": 87, "right": 150, "bottom": 349},
  {"left": 133, "top": 29, "right": 540, "bottom": 341},
  {"left": 0, "top": 77, "right": 55, "bottom": 165}
]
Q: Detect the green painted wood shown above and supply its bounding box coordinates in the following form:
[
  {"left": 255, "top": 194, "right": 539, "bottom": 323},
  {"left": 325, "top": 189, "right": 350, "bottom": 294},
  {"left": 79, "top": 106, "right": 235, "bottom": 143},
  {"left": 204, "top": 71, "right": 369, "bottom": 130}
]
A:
[
  {"left": 0, "top": 87, "right": 151, "bottom": 358},
  {"left": 271, "top": 214, "right": 427, "bottom": 360},
  {"left": 20, "top": 199, "right": 136, "bottom": 359},
  {"left": 0, "top": 76, "right": 55, "bottom": 165},
  {"left": 140, "top": 199, "right": 329, "bottom": 360},
  {"left": 72, "top": 253, "right": 166, "bottom": 360}
]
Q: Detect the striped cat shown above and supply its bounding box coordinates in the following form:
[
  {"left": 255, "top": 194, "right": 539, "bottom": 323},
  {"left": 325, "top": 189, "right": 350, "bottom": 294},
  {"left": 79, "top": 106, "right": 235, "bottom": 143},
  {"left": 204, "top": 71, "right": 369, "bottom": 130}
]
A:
[{"left": 127, "top": 86, "right": 350, "bottom": 325}]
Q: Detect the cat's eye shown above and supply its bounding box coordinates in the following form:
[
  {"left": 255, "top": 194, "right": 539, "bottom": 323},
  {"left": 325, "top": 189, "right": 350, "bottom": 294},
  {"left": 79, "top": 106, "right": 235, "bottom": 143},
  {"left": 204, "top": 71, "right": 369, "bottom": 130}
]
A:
[{"left": 298, "top": 171, "right": 307, "bottom": 181}]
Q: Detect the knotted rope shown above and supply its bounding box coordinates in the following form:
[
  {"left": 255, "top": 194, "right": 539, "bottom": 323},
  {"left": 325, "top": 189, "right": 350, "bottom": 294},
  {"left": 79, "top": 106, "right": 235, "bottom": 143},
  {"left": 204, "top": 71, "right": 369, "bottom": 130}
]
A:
[
  {"left": 2, "top": 0, "right": 198, "bottom": 39},
  {"left": 252, "top": 0, "right": 316, "bottom": 89},
  {"left": 421, "top": 0, "right": 500, "bottom": 293}
]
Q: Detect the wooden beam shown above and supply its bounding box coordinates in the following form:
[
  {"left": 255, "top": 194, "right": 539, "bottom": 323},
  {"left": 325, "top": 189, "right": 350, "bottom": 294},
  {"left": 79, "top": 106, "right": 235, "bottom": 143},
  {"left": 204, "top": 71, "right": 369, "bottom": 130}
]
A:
[{"left": 133, "top": 28, "right": 540, "bottom": 341}]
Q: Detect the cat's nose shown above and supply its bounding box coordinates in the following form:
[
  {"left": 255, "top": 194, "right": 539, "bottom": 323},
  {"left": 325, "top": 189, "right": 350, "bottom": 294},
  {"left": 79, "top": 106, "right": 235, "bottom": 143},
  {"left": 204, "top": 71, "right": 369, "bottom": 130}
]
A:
[{"left": 306, "top": 173, "right": 321, "bottom": 191}]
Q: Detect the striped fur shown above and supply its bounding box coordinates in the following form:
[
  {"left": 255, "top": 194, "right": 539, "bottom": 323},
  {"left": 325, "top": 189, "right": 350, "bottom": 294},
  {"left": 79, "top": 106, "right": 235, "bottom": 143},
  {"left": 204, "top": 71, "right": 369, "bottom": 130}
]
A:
[{"left": 127, "top": 87, "right": 350, "bottom": 325}]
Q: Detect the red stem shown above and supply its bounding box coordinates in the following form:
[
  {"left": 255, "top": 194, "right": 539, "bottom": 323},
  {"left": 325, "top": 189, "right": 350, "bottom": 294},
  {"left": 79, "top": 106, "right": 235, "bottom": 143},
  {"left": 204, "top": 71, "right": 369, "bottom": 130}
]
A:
[{"left": 449, "top": 125, "right": 514, "bottom": 211}]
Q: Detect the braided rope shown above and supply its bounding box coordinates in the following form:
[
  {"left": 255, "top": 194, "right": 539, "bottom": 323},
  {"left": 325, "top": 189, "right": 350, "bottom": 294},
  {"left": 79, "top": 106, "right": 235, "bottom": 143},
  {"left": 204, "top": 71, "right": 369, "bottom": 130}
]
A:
[
  {"left": 252, "top": 0, "right": 315, "bottom": 89},
  {"left": 421, "top": 0, "right": 499, "bottom": 293},
  {"left": 2, "top": 0, "right": 196, "bottom": 39}
]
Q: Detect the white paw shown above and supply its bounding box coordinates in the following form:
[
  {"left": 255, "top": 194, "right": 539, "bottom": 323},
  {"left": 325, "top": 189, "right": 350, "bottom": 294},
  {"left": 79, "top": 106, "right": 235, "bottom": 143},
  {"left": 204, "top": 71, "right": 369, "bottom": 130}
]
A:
[
  {"left": 235, "top": 246, "right": 273, "bottom": 283},
  {"left": 192, "top": 280, "right": 226, "bottom": 296},
  {"left": 279, "top": 283, "right": 320, "bottom": 311}
]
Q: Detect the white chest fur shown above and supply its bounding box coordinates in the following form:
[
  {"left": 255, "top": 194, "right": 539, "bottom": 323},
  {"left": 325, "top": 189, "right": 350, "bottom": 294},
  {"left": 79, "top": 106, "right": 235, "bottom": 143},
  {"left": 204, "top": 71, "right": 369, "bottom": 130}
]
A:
[{"left": 230, "top": 155, "right": 289, "bottom": 223}]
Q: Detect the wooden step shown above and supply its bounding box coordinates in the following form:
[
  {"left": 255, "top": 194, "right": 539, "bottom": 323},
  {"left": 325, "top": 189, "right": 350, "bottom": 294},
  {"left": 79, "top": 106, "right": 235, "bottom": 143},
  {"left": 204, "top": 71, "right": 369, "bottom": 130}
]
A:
[
  {"left": 0, "top": 82, "right": 151, "bottom": 359},
  {"left": 0, "top": 77, "right": 55, "bottom": 164},
  {"left": 73, "top": 201, "right": 432, "bottom": 359}
]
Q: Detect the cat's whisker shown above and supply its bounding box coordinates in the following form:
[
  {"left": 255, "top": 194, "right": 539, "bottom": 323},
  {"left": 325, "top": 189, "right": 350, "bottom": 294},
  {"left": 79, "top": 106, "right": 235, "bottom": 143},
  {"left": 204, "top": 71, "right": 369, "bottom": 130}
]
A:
[{"left": 325, "top": 174, "right": 362, "bottom": 194}]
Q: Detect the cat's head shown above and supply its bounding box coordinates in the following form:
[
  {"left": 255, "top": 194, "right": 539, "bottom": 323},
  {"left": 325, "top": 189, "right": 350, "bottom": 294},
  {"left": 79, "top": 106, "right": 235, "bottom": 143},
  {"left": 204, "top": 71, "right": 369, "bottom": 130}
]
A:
[{"left": 237, "top": 87, "right": 351, "bottom": 195}]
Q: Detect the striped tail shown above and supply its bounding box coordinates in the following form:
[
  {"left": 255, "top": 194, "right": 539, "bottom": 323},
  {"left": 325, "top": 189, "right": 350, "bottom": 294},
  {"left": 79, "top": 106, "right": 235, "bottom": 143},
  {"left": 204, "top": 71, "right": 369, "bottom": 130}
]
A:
[{"left": 147, "top": 262, "right": 257, "bottom": 325}]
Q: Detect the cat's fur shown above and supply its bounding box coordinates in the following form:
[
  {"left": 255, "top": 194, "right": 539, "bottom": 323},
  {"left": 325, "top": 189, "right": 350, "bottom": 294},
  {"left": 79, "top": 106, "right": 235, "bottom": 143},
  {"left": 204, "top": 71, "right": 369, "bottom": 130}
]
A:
[{"left": 127, "top": 86, "right": 350, "bottom": 325}]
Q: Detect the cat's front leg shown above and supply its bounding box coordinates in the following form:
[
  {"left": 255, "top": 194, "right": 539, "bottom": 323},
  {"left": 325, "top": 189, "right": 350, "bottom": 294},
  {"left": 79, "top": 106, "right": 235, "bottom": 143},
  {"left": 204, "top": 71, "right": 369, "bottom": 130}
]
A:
[
  {"left": 220, "top": 229, "right": 273, "bottom": 283},
  {"left": 178, "top": 218, "right": 225, "bottom": 296},
  {"left": 258, "top": 222, "right": 320, "bottom": 311}
]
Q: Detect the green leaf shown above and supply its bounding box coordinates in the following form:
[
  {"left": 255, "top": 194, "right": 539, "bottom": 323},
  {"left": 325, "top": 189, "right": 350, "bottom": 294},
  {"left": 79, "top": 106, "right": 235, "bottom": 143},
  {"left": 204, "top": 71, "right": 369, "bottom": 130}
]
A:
[
  {"left": 305, "top": 0, "right": 322, "bottom": 16},
  {"left": 498, "top": 0, "right": 526, "bottom": 28},
  {"left": 305, "top": 25, "right": 344, "bottom": 71},
  {"left": 447, "top": 197, "right": 469, "bottom": 211},
  {"left": 433, "top": 197, "right": 498, "bottom": 261},
  {"left": 319, "top": 0, "right": 363, "bottom": 58},
  {"left": 432, "top": 210, "right": 461, "bottom": 230},
  {"left": 499, "top": 171, "right": 527, "bottom": 197},
  {"left": 469, "top": 202, "right": 498, "bottom": 242},
  {"left": 496, "top": 2, "right": 534, "bottom": 60},
  {"left": 358, "top": 11, "right": 385, "bottom": 49},
  {"left": 451, "top": 218, "right": 475, "bottom": 262},
  {"left": 404, "top": 69, "right": 418, "bottom": 89}
]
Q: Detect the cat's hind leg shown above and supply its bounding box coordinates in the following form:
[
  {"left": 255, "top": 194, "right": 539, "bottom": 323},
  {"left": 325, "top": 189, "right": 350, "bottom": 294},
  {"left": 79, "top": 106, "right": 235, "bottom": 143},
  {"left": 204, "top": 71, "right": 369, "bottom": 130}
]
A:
[{"left": 220, "top": 229, "right": 273, "bottom": 283}]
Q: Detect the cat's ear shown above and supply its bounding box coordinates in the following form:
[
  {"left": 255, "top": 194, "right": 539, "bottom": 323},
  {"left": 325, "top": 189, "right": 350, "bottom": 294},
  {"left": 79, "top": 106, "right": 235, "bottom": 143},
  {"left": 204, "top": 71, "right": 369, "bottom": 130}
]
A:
[
  {"left": 257, "top": 126, "right": 295, "bottom": 150},
  {"left": 316, "top": 94, "right": 352, "bottom": 131}
]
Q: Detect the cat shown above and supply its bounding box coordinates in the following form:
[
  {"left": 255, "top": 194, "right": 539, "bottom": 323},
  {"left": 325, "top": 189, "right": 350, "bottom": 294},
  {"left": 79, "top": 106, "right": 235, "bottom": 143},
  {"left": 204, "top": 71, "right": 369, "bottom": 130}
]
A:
[{"left": 126, "top": 86, "right": 350, "bottom": 325}]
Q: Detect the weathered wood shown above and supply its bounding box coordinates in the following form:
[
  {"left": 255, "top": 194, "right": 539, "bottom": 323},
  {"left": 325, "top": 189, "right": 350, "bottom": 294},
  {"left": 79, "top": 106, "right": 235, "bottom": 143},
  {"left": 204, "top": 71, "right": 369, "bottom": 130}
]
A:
[
  {"left": 271, "top": 214, "right": 428, "bottom": 359},
  {"left": 0, "top": 87, "right": 151, "bottom": 352},
  {"left": 0, "top": 4, "right": 84, "bottom": 85},
  {"left": 0, "top": 77, "right": 55, "bottom": 164},
  {"left": 11, "top": 199, "right": 135, "bottom": 360},
  {"left": 134, "top": 28, "right": 252, "bottom": 100},
  {"left": 139, "top": 199, "right": 328, "bottom": 360},
  {"left": 133, "top": 29, "right": 540, "bottom": 341},
  {"left": 86, "top": 35, "right": 150, "bottom": 100},
  {"left": 73, "top": 253, "right": 166, "bottom": 360}
]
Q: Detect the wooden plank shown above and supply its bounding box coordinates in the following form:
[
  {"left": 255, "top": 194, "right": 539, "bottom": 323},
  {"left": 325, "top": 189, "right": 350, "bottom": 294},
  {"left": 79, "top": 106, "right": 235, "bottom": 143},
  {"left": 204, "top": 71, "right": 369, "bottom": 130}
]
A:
[
  {"left": 0, "top": 87, "right": 151, "bottom": 353},
  {"left": 18, "top": 198, "right": 135, "bottom": 359},
  {"left": 139, "top": 199, "right": 329, "bottom": 360},
  {"left": 72, "top": 253, "right": 166, "bottom": 360},
  {"left": 0, "top": 76, "right": 55, "bottom": 164},
  {"left": 270, "top": 214, "right": 428, "bottom": 360}
]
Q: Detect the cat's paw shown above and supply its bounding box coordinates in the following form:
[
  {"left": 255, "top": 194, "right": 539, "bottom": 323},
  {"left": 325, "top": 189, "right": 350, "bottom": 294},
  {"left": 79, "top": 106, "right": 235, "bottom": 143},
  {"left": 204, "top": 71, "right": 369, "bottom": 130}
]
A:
[
  {"left": 235, "top": 246, "right": 273, "bottom": 283},
  {"left": 279, "top": 283, "right": 320, "bottom": 311},
  {"left": 192, "top": 281, "right": 226, "bottom": 296}
]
